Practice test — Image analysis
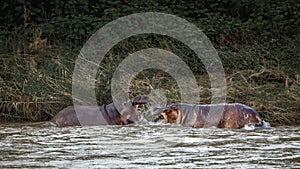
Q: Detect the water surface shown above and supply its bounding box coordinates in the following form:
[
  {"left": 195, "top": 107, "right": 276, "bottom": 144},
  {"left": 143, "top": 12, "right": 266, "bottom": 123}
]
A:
[{"left": 0, "top": 122, "right": 299, "bottom": 168}]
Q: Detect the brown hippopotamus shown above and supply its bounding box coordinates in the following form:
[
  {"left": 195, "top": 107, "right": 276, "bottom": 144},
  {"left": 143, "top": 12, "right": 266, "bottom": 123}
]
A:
[
  {"left": 160, "top": 103, "right": 263, "bottom": 129},
  {"left": 51, "top": 96, "right": 149, "bottom": 127}
]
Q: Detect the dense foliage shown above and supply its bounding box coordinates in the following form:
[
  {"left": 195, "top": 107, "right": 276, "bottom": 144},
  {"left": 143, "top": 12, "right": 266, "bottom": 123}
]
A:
[{"left": 1, "top": 0, "right": 299, "bottom": 51}]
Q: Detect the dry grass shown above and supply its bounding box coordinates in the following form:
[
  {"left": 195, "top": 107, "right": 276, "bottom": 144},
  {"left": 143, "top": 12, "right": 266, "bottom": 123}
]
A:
[
  {"left": 0, "top": 35, "right": 299, "bottom": 126},
  {"left": 226, "top": 69, "right": 300, "bottom": 126},
  {"left": 0, "top": 50, "right": 73, "bottom": 121}
]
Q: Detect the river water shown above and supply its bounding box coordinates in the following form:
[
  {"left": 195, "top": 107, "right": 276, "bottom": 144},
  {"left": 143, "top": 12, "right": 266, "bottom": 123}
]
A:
[{"left": 0, "top": 122, "right": 299, "bottom": 169}]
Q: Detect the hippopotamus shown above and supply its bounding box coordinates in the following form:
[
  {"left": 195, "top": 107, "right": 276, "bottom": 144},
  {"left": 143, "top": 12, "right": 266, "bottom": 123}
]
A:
[
  {"left": 160, "top": 103, "right": 263, "bottom": 129},
  {"left": 51, "top": 96, "right": 149, "bottom": 127}
]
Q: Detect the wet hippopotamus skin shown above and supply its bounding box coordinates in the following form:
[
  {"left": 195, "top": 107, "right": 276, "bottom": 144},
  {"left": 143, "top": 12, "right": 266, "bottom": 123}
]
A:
[
  {"left": 161, "top": 103, "right": 263, "bottom": 129},
  {"left": 51, "top": 96, "right": 149, "bottom": 127}
]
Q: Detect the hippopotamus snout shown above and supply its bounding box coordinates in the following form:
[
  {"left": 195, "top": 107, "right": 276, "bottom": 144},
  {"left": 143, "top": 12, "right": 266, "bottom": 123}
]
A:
[{"left": 132, "top": 95, "right": 149, "bottom": 105}]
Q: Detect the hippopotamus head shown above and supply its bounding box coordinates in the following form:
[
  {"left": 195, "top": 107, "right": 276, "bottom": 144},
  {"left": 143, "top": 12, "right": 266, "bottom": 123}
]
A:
[
  {"left": 227, "top": 104, "right": 263, "bottom": 128},
  {"left": 161, "top": 104, "right": 179, "bottom": 123},
  {"left": 117, "top": 95, "right": 149, "bottom": 121}
]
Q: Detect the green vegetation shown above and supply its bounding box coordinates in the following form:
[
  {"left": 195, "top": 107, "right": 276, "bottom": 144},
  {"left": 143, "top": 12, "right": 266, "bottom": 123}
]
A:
[{"left": 0, "top": 1, "right": 299, "bottom": 126}]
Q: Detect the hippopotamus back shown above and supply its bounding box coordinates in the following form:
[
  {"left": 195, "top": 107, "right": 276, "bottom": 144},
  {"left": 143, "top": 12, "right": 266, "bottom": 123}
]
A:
[{"left": 162, "top": 103, "right": 263, "bottom": 129}]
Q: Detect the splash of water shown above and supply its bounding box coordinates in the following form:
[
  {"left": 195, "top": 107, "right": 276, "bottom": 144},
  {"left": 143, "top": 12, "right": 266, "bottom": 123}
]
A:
[
  {"left": 262, "top": 121, "right": 271, "bottom": 128},
  {"left": 243, "top": 121, "right": 271, "bottom": 130},
  {"left": 243, "top": 124, "right": 256, "bottom": 130}
]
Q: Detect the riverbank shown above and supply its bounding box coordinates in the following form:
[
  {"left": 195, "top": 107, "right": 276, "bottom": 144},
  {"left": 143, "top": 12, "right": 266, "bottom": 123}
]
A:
[{"left": 0, "top": 37, "right": 299, "bottom": 126}]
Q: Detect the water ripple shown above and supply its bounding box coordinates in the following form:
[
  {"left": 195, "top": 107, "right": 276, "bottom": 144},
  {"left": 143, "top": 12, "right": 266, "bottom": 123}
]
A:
[{"left": 0, "top": 123, "right": 299, "bottom": 168}]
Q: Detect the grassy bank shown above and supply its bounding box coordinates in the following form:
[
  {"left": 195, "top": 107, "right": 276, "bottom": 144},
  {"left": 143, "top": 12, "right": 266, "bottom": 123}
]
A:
[{"left": 0, "top": 35, "right": 299, "bottom": 126}]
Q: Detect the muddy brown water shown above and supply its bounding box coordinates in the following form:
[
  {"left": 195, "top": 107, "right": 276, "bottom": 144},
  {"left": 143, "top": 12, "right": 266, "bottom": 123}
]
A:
[{"left": 0, "top": 122, "right": 299, "bottom": 169}]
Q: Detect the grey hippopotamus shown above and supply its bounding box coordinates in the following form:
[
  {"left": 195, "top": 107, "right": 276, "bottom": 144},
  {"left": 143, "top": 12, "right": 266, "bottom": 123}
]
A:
[
  {"left": 160, "top": 103, "right": 263, "bottom": 129},
  {"left": 51, "top": 96, "right": 149, "bottom": 127}
]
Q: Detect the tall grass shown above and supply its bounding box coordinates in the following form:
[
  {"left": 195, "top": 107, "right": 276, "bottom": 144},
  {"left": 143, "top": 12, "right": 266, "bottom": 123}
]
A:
[
  {"left": 0, "top": 31, "right": 299, "bottom": 126},
  {"left": 0, "top": 29, "right": 75, "bottom": 121}
]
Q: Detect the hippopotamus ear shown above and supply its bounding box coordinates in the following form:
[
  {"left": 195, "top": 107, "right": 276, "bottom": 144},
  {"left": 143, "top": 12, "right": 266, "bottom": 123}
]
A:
[
  {"left": 172, "top": 106, "right": 179, "bottom": 111},
  {"left": 165, "top": 104, "right": 170, "bottom": 110}
]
